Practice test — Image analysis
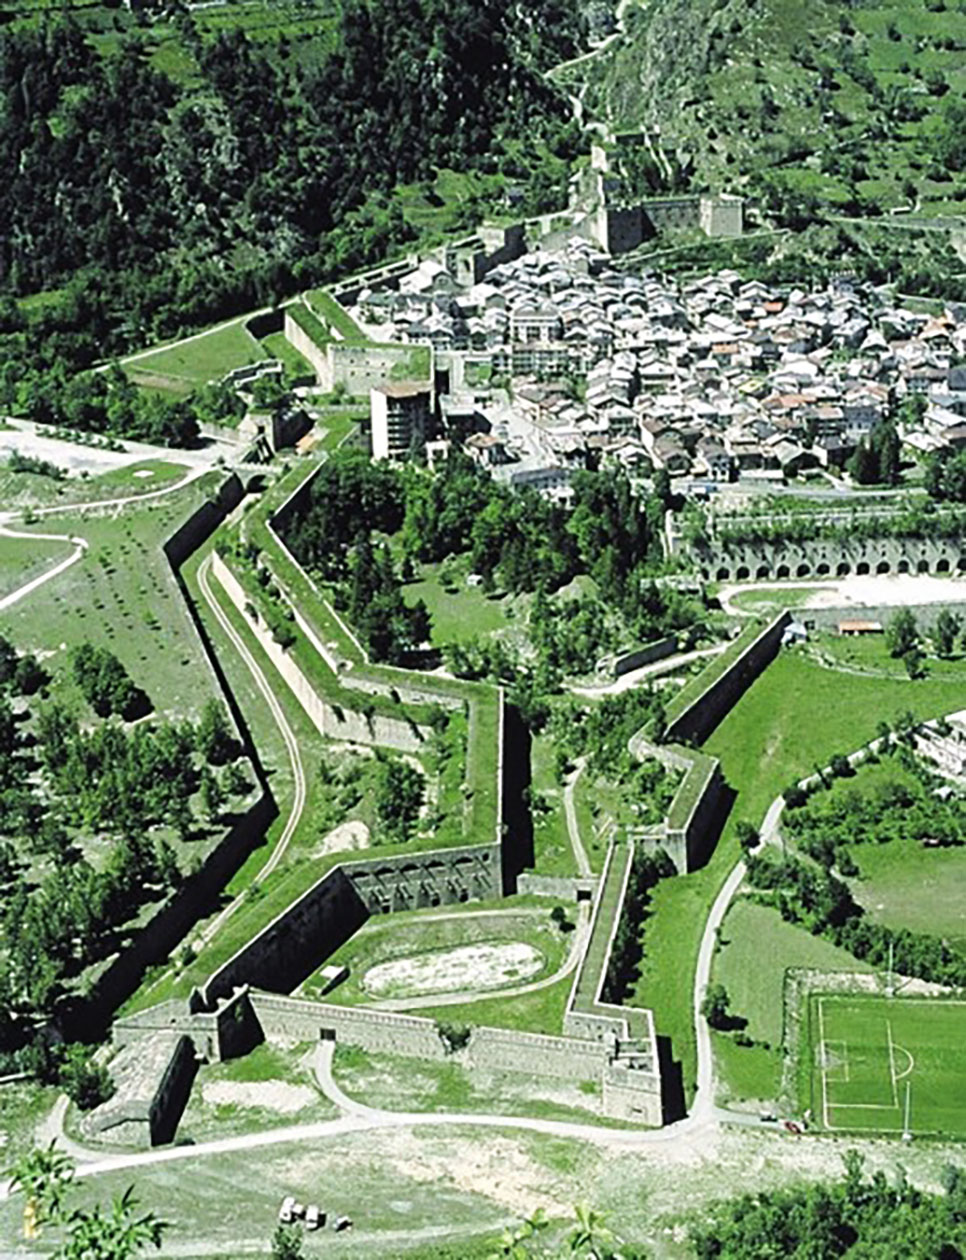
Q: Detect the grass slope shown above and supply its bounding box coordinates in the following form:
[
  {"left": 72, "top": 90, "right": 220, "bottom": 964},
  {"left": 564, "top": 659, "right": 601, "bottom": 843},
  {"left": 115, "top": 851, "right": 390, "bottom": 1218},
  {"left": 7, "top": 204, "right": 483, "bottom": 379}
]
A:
[{"left": 629, "top": 648, "right": 966, "bottom": 1102}]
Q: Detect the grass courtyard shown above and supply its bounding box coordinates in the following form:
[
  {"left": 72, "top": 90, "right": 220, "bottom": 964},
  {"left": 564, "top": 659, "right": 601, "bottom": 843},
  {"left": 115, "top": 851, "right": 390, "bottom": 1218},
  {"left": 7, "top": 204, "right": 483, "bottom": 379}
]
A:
[{"left": 804, "top": 994, "right": 966, "bottom": 1137}]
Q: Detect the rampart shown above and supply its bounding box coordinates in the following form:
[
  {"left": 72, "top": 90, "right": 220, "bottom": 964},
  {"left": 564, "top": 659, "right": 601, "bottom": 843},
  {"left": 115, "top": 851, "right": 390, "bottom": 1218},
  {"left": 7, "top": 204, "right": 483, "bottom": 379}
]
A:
[
  {"left": 66, "top": 477, "right": 279, "bottom": 1034},
  {"left": 211, "top": 552, "right": 432, "bottom": 752},
  {"left": 665, "top": 612, "right": 791, "bottom": 744},
  {"left": 198, "top": 840, "right": 503, "bottom": 1009}
]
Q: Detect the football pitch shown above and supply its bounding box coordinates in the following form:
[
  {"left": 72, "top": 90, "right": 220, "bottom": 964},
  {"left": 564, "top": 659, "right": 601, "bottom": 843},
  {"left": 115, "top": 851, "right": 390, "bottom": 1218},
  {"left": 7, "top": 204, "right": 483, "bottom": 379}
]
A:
[{"left": 806, "top": 994, "right": 966, "bottom": 1136}]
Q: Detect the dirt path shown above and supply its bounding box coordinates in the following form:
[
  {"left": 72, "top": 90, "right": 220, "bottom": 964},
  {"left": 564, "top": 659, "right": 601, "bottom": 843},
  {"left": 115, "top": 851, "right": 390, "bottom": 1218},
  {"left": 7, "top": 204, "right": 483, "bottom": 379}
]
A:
[
  {"left": 570, "top": 644, "right": 725, "bottom": 698},
  {"left": 562, "top": 758, "right": 592, "bottom": 877}
]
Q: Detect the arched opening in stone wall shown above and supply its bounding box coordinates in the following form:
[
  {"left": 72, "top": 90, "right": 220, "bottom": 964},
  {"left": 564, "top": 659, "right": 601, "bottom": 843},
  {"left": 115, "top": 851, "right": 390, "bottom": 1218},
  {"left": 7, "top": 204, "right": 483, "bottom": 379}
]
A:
[
  {"left": 737, "top": 565, "right": 750, "bottom": 580},
  {"left": 817, "top": 562, "right": 830, "bottom": 575},
  {"left": 756, "top": 565, "right": 770, "bottom": 579},
  {"left": 918, "top": 558, "right": 930, "bottom": 573},
  {"left": 796, "top": 563, "right": 811, "bottom": 578},
  {"left": 856, "top": 561, "right": 870, "bottom": 575},
  {"left": 898, "top": 559, "right": 909, "bottom": 574},
  {"left": 837, "top": 562, "right": 851, "bottom": 576},
  {"left": 876, "top": 560, "right": 890, "bottom": 575},
  {"left": 716, "top": 567, "right": 730, "bottom": 581},
  {"left": 776, "top": 563, "right": 790, "bottom": 579},
  {"left": 958, "top": 557, "right": 966, "bottom": 572},
  {"left": 701, "top": 568, "right": 710, "bottom": 581},
  {"left": 937, "top": 557, "right": 951, "bottom": 573}
]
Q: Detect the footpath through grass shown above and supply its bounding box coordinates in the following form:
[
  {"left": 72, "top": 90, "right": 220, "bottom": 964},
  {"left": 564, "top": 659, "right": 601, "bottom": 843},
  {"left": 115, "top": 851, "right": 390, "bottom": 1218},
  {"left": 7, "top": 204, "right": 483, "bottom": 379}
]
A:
[{"left": 630, "top": 648, "right": 966, "bottom": 1104}]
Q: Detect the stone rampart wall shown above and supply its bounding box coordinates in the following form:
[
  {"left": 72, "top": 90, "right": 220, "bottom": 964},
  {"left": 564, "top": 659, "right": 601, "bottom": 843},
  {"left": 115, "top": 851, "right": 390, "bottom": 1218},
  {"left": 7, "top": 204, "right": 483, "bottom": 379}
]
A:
[
  {"left": 610, "top": 635, "right": 678, "bottom": 678},
  {"left": 250, "top": 992, "right": 614, "bottom": 1082},
  {"left": 201, "top": 840, "right": 503, "bottom": 1009},
  {"left": 515, "top": 873, "right": 598, "bottom": 901},
  {"left": 211, "top": 553, "right": 431, "bottom": 752},
  {"left": 283, "top": 310, "right": 327, "bottom": 385},
  {"left": 665, "top": 612, "right": 791, "bottom": 745}
]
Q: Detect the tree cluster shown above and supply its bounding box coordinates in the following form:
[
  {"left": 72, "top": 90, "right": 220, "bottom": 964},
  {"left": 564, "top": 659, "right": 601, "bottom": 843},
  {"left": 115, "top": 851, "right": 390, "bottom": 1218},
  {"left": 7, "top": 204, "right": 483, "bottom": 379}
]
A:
[
  {"left": 602, "top": 847, "right": 676, "bottom": 1004},
  {"left": 846, "top": 421, "right": 901, "bottom": 486},
  {"left": 746, "top": 848, "right": 966, "bottom": 988},
  {"left": 71, "top": 642, "right": 150, "bottom": 720},
  {"left": 693, "top": 1151, "right": 966, "bottom": 1259}
]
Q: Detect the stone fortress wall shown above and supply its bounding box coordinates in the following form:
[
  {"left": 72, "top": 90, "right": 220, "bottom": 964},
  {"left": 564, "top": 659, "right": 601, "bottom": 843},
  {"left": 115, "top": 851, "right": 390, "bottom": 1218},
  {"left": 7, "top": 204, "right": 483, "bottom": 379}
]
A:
[
  {"left": 665, "top": 612, "right": 792, "bottom": 745},
  {"left": 102, "top": 367, "right": 809, "bottom": 1145}
]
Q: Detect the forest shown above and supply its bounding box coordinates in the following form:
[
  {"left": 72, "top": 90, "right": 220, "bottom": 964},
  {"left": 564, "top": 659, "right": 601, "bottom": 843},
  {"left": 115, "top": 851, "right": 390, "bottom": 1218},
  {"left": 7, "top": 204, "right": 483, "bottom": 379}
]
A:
[
  {"left": 0, "top": 634, "right": 249, "bottom": 1075},
  {"left": 693, "top": 1152, "right": 966, "bottom": 1259},
  {"left": 280, "top": 448, "right": 701, "bottom": 672}
]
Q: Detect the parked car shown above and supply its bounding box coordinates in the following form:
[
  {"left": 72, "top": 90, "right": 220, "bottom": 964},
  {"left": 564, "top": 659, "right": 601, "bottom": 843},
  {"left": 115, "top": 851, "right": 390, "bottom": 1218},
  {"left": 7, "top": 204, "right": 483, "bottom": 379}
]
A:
[
  {"left": 305, "top": 1204, "right": 324, "bottom": 1231},
  {"left": 278, "top": 1197, "right": 296, "bottom": 1224},
  {"left": 334, "top": 1215, "right": 353, "bottom": 1232}
]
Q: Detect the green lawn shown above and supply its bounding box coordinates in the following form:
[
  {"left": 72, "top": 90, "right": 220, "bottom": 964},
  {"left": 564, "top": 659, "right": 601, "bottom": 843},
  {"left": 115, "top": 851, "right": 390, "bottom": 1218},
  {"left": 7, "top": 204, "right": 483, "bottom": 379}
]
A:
[
  {"left": 401, "top": 565, "right": 519, "bottom": 648},
  {"left": 0, "top": 532, "right": 72, "bottom": 599},
  {"left": 811, "top": 629, "right": 966, "bottom": 680},
  {"left": 712, "top": 899, "right": 874, "bottom": 1104},
  {"left": 730, "top": 585, "right": 833, "bottom": 613},
  {"left": 124, "top": 319, "right": 261, "bottom": 393},
  {"left": 260, "top": 330, "right": 315, "bottom": 378},
  {"left": 805, "top": 994, "right": 966, "bottom": 1136},
  {"left": 630, "top": 648, "right": 966, "bottom": 1104},
  {"left": 851, "top": 843, "right": 966, "bottom": 944},
  {"left": 529, "top": 732, "right": 577, "bottom": 878},
  {"left": 414, "top": 970, "right": 574, "bottom": 1037},
  {"left": 331, "top": 1044, "right": 615, "bottom": 1127},
  {"left": 1, "top": 479, "right": 224, "bottom": 722}
]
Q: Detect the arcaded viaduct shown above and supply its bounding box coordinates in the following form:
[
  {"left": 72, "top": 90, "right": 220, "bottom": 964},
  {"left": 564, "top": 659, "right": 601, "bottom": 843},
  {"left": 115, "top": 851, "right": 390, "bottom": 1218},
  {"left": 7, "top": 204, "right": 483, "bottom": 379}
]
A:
[{"left": 697, "top": 536, "right": 966, "bottom": 584}]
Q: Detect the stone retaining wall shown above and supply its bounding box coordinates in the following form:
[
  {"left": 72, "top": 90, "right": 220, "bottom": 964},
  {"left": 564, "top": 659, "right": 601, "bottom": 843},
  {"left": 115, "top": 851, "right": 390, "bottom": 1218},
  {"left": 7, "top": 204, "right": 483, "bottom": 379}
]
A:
[
  {"left": 665, "top": 612, "right": 791, "bottom": 745},
  {"left": 211, "top": 552, "right": 431, "bottom": 752}
]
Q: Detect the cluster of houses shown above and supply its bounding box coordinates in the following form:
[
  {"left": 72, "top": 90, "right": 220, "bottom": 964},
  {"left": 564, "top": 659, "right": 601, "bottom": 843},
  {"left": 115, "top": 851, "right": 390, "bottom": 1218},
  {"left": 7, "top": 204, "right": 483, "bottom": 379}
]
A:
[{"left": 348, "top": 237, "right": 966, "bottom": 494}]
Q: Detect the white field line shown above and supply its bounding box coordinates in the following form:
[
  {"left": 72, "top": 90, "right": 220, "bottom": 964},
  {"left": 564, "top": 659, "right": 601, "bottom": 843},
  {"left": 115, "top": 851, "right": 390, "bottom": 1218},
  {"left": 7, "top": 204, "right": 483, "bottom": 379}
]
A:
[
  {"left": 818, "top": 998, "right": 831, "bottom": 1130},
  {"left": 886, "top": 1019, "right": 899, "bottom": 1108}
]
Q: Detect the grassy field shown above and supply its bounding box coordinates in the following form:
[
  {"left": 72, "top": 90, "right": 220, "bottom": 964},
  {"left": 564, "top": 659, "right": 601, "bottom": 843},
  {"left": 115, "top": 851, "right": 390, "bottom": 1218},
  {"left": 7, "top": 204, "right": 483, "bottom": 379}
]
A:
[
  {"left": 529, "top": 732, "right": 577, "bottom": 878},
  {"left": 401, "top": 565, "right": 519, "bottom": 649},
  {"left": 851, "top": 842, "right": 966, "bottom": 944},
  {"left": 304, "top": 905, "right": 571, "bottom": 1004},
  {"left": 810, "top": 629, "right": 966, "bottom": 680},
  {"left": 0, "top": 532, "right": 72, "bottom": 599},
  {"left": 124, "top": 319, "right": 262, "bottom": 393},
  {"left": 1, "top": 477, "right": 223, "bottom": 721},
  {"left": 630, "top": 648, "right": 966, "bottom": 1103},
  {"left": 729, "top": 585, "right": 832, "bottom": 613},
  {"left": 260, "top": 330, "right": 315, "bottom": 378},
  {"left": 414, "top": 971, "right": 574, "bottom": 1037},
  {"left": 0, "top": 458, "right": 191, "bottom": 511},
  {"left": 331, "top": 1045, "right": 614, "bottom": 1127},
  {"left": 712, "top": 899, "right": 874, "bottom": 1103},
  {"left": 804, "top": 993, "right": 966, "bottom": 1136}
]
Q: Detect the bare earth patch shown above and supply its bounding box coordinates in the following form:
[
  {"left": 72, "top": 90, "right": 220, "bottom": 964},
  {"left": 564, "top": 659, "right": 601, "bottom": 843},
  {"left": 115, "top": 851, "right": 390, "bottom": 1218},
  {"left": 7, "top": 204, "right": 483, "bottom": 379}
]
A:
[
  {"left": 362, "top": 942, "right": 544, "bottom": 999},
  {"left": 314, "top": 819, "right": 370, "bottom": 857},
  {"left": 201, "top": 1080, "right": 317, "bottom": 1114}
]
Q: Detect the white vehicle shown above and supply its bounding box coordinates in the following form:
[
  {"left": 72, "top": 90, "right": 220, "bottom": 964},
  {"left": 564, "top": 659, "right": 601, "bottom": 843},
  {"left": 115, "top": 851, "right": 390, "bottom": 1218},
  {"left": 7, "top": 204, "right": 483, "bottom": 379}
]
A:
[
  {"left": 278, "top": 1196, "right": 296, "bottom": 1224},
  {"left": 305, "top": 1204, "right": 323, "bottom": 1231},
  {"left": 334, "top": 1215, "right": 353, "bottom": 1232}
]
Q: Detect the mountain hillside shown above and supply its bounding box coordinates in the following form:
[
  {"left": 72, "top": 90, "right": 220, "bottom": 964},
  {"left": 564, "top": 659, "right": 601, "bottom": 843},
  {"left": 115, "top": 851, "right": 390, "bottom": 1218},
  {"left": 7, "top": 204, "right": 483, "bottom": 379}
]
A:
[{"left": 579, "top": 0, "right": 966, "bottom": 224}]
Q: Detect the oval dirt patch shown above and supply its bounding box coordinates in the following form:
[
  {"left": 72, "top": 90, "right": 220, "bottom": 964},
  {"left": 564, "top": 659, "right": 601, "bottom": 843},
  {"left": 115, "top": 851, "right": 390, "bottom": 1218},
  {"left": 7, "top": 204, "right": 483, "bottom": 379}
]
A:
[{"left": 361, "top": 941, "right": 544, "bottom": 999}]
